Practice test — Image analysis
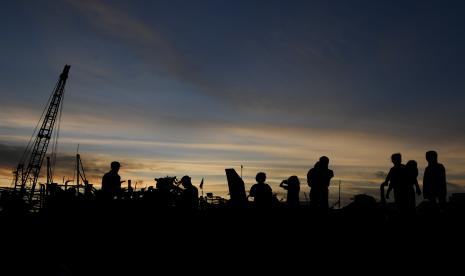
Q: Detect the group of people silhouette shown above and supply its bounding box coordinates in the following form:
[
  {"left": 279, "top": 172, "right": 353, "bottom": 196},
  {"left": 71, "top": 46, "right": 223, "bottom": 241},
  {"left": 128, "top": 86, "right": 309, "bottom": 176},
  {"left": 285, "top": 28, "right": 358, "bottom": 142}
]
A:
[
  {"left": 383, "top": 150, "right": 447, "bottom": 214},
  {"left": 248, "top": 156, "right": 334, "bottom": 210},
  {"left": 97, "top": 151, "right": 447, "bottom": 214}
]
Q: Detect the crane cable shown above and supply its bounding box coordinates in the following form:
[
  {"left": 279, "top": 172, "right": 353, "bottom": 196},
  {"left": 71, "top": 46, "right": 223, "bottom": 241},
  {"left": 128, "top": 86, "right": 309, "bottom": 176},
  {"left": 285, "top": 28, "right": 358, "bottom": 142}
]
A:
[
  {"left": 50, "top": 84, "right": 66, "bottom": 184},
  {"left": 50, "top": 83, "right": 65, "bottom": 182}
]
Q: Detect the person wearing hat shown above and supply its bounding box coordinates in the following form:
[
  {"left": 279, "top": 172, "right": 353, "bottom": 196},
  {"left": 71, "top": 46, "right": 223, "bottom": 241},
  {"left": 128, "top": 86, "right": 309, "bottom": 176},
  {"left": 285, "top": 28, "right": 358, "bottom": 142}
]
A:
[
  {"left": 101, "top": 161, "right": 122, "bottom": 200},
  {"left": 178, "top": 175, "right": 199, "bottom": 211}
]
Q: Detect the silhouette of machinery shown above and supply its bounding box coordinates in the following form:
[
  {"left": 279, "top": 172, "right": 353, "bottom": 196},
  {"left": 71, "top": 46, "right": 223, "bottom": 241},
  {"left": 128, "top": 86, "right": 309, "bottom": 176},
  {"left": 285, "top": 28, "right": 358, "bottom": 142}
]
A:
[
  {"left": 225, "top": 168, "right": 247, "bottom": 207},
  {"left": 13, "top": 65, "right": 71, "bottom": 209},
  {"left": 148, "top": 176, "right": 184, "bottom": 207}
]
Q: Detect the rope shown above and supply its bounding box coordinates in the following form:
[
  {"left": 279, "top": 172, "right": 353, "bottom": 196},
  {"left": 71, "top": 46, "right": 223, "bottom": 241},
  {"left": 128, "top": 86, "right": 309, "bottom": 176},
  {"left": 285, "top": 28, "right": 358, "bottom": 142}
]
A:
[{"left": 50, "top": 86, "right": 65, "bottom": 183}]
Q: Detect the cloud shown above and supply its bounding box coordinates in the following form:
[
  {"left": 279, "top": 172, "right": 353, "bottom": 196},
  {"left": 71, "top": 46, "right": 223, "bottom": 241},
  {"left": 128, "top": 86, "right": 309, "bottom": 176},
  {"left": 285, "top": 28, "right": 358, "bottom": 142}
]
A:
[
  {"left": 375, "top": 171, "right": 387, "bottom": 179},
  {"left": 64, "top": 0, "right": 200, "bottom": 84},
  {"left": 0, "top": 144, "right": 24, "bottom": 169}
]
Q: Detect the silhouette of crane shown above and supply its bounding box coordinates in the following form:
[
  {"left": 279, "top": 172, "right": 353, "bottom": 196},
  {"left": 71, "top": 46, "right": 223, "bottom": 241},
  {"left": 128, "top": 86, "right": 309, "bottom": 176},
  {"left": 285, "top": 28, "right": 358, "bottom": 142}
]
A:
[{"left": 13, "top": 65, "right": 71, "bottom": 208}]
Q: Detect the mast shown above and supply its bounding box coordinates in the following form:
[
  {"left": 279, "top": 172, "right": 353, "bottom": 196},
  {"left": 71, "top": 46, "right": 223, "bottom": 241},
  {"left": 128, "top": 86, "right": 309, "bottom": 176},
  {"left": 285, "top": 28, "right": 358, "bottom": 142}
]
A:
[{"left": 14, "top": 65, "right": 71, "bottom": 206}]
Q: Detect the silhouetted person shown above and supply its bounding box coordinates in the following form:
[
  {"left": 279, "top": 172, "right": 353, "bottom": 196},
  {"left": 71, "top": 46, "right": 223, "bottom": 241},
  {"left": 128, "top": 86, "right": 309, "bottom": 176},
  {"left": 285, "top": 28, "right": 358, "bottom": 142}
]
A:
[
  {"left": 423, "top": 151, "right": 447, "bottom": 210},
  {"left": 403, "top": 160, "right": 422, "bottom": 215},
  {"left": 384, "top": 153, "right": 407, "bottom": 212},
  {"left": 101, "top": 161, "right": 122, "bottom": 200},
  {"left": 249, "top": 172, "right": 273, "bottom": 208},
  {"left": 280, "top": 175, "right": 300, "bottom": 208},
  {"left": 307, "top": 156, "right": 333, "bottom": 210},
  {"left": 178, "top": 175, "right": 199, "bottom": 211}
]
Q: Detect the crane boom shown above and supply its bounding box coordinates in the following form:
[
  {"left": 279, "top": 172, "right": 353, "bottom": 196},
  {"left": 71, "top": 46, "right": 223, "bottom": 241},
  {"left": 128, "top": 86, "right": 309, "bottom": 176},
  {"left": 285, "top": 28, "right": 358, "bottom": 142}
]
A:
[{"left": 14, "top": 65, "right": 71, "bottom": 205}]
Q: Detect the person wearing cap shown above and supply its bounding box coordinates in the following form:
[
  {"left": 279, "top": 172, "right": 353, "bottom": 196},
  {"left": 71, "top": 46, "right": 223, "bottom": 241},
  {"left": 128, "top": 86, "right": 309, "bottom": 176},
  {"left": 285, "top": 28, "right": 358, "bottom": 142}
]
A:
[
  {"left": 178, "top": 175, "right": 199, "bottom": 211},
  {"left": 101, "top": 161, "right": 122, "bottom": 200}
]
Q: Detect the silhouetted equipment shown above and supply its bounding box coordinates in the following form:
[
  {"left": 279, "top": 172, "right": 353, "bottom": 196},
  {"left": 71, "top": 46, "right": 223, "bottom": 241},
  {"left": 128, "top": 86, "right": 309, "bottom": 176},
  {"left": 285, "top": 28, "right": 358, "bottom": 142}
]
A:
[
  {"left": 225, "top": 168, "right": 247, "bottom": 207},
  {"left": 13, "top": 65, "right": 71, "bottom": 208},
  {"left": 155, "top": 176, "right": 183, "bottom": 197}
]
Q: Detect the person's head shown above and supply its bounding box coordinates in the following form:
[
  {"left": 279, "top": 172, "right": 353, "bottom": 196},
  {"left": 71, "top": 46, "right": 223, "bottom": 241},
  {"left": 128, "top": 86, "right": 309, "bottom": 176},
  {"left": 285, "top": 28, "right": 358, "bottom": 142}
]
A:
[
  {"left": 287, "top": 175, "right": 300, "bottom": 186},
  {"left": 111, "top": 161, "right": 121, "bottom": 172},
  {"left": 319, "top": 156, "right": 329, "bottom": 168},
  {"left": 180, "top": 175, "right": 192, "bottom": 187},
  {"left": 256, "top": 172, "right": 266, "bottom": 184},
  {"left": 426, "top": 150, "right": 438, "bottom": 164},
  {"left": 391, "top": 153, "right": 402, "bottom": 165},
  {"left": 406, "top": 160, "right": 418, "bottom": 177}
]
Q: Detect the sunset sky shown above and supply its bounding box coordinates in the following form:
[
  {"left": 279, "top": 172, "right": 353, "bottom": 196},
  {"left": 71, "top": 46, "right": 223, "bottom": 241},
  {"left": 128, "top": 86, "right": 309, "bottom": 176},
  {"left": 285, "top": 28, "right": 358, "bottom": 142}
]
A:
[{"left": 1, "top": 0, "right": 465, "bottom": 206}]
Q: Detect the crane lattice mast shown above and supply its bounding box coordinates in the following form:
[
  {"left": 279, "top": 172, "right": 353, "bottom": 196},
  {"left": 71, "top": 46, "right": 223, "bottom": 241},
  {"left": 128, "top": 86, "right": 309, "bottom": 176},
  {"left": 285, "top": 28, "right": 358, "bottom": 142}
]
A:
[{"left": 14, "top": 65, "right": 71, "bottom": 205}]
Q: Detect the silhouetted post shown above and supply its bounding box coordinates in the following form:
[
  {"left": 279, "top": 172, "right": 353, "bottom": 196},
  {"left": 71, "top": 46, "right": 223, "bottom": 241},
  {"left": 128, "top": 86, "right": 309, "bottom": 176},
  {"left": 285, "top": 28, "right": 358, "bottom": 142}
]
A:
[
  {"left": 84, "top": 180, "right": 92, "bottom": 197},
  {"left": 46, "top": 156, "right": 52, "bottom": 185},
  {"left": 76, "top": 154, "right": 80, "bottom": 195},
  {"left": 199, "top": 178, "right": 204, "bottom": 197},
  {"left": 338, "top": 180, "right": 341, "bottom": 209}
]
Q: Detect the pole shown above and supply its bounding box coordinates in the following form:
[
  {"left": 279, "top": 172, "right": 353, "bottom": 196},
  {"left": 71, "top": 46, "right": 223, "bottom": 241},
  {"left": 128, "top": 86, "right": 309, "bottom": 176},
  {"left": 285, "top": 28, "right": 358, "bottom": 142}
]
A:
[
  {"left": 338, "top": 180, "right": 341, "bottom": 209},
  {"left": 76, "top": 144, "right": 80, "bottom": 194},
  {"left": 76, "top": 154, "right": 80, "bottom": 194},
  {"left": 46, "top": 156, "right": 51, "bottom": 185},
  {"left": 240, "top": 165, "right": 243, "bottom": 179}
]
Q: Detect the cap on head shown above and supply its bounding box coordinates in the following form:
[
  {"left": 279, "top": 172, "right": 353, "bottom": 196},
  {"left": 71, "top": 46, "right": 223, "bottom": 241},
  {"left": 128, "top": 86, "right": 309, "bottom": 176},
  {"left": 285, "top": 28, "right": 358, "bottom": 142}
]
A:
[{"left": 111, "top": 161, "right": 121, "bottom": 170}]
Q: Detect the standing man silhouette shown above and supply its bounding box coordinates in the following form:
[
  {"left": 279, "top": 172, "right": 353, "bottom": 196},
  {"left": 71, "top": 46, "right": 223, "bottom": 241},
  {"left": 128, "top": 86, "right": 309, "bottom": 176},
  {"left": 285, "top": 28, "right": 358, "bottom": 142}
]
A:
[
  {"left": 384, "top": 153, "right": 407, "bottom": 212},
  {"left": 101, "top": 161, "right": 122, "bottom": 200},
  {"left": 179, "top": 175, "right": 199, "bottom": 211},
  {"left": 423, "top": 151, "right": 447, "bottom": 210},
  {"left": 307, "top": 156, "right": 334, "bottom": 210}
]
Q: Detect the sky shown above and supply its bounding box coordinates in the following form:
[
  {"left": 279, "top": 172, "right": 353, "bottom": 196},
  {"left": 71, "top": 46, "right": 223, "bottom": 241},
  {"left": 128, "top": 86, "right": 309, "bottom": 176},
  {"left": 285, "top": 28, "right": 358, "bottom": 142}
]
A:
[{"left": 1, "top": 0, "right": 465, "bottom": 206}]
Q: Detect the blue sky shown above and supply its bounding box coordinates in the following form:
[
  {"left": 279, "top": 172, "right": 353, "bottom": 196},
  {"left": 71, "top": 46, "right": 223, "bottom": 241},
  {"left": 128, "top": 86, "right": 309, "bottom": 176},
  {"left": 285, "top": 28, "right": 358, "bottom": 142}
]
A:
[{"left": 1, "top": 0, "right": 465, "bottom": 205}]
